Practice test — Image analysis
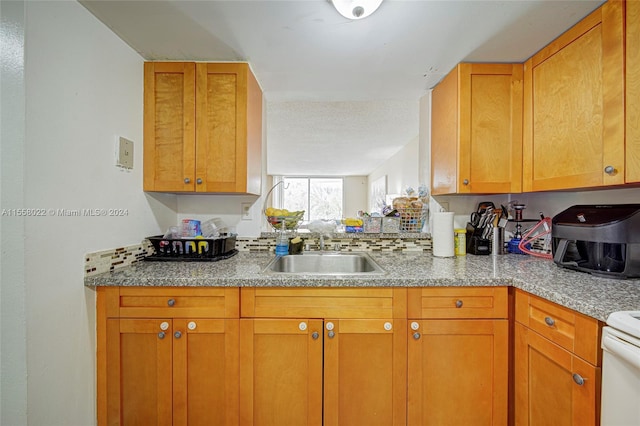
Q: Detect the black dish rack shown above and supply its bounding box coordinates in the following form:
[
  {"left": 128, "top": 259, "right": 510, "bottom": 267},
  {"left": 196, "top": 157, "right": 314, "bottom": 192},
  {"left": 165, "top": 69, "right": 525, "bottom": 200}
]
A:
[{"left": 144, "top": 234, "right": 237, "bottom": 262}]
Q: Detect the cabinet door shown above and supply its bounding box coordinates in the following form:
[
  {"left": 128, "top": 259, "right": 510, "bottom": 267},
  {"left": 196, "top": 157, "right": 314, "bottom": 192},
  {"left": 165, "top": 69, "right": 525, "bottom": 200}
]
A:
[
  {"left": 143, "top": 62, "right": 196, "bottom": 192},
  {"left": 173, "top": 319, "right": 239, "bottom": 426},
  {"left": 196, "top": 63, "right": 262, "bottom": 194},
  {"left": 106, "top": 318, "right": 173, "bottom": 426},
  {"left": 627, "top": 0, "right": 640, "bottom": 183},
  {"left": 431, "top": 66, "right": 459, "bottom": 195},
  {"left": 407, "top": 319, "right": 508, "bottom": 426},
  {"left": 523, "top": 1, "right": 625, "bottom": 191},
  {"left": 239, "top": 319, "right": 323, "bottom": 426},
  {"left": 459, "top": 64, "right": 523, "bottom": 194},
  {"left": 514, "top": 323, "right": 600, "bottom": 426},
  {"left": 431, "top": 64, "right": 522, "bottom": 195},
  {"left": 324, "top": 319, "right": 407, "bottom": 426}
]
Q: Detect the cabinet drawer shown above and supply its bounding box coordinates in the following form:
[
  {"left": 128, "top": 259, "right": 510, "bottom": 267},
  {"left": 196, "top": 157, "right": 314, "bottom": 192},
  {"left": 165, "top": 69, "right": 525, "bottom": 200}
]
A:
[
  {"left": 240, "top": 287, "right": 407, "bottom": 319},
  {"left": 407, "top": 287, "right": 508, "bottom": 319},
  {"left": 100, "top": 287, "right": 239, "bottom": 318},
  {"left": 514, "top": 290, "right": 601, "bottom": 365}
]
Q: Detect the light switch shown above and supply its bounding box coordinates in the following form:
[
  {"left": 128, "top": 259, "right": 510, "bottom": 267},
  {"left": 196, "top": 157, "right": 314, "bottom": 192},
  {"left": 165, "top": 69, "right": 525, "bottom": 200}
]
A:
[
  {"left": 241, "top": 202, "right": 251, "bottom": 220},
  {"left": 117, "top": 137, "right": 134, "bottom": 169}
]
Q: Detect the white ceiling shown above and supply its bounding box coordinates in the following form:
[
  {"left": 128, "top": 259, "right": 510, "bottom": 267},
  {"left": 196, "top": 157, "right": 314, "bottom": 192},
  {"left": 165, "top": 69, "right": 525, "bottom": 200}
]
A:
[{"left": 80, "top": 0, "right": 604, "bottom": 176}]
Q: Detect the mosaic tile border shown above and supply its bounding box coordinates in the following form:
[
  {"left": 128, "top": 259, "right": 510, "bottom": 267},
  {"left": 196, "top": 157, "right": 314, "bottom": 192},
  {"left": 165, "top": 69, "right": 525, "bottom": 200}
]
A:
[
  {"left": 236, "top": 235, "right": 432, "bottom": 253},
  {"left": 85, "top": 241, "right": 153, "bottom": 277},
  {"left": 85, "top": 235, "right": 433, "bottom": 277}
]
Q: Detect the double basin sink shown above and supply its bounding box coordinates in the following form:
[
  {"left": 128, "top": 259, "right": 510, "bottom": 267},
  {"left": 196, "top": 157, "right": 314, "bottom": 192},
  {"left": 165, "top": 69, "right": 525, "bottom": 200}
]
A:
[{"left": 263, "top": 252, "right": 386, "bottom": 275}]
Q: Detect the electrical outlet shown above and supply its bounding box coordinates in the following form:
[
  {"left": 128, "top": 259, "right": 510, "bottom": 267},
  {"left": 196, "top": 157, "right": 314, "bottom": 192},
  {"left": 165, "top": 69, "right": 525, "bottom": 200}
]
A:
[
  {"left": 241, "top": 203, "right": 252, "bottom": 220},
  {"left": 116, "top": 137, "right": 134, "bottom": 169}
]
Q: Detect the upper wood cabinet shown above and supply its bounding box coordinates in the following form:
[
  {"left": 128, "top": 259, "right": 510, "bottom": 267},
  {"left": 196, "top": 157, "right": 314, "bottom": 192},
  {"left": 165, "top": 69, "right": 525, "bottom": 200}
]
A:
[
  {"left": 431, "top": 63, "right": 523, "bottom": 195},
  {"left": 627, "top": 0, "right": 640, "bottom": 183},
  {"left": 144, "top": 62, "right": 262, "bottom": 194},
  {"left": 522, "top": 1, "right": 625, "bottom": 191}
]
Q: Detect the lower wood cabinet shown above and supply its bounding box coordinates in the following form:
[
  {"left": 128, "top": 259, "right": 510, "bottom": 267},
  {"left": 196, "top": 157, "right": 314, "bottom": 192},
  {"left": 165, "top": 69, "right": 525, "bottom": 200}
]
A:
[
  {"left": 96, "top": 286, "right": 601, "bottom": 426},
  {"left": 239, "top": 288, "right": 408, "bottom": 426},
  {"left": 514, "top": 290, "right": 602, "bottom": 426},
  {"left": 239, "top": 318, "right": 407, "bottom": 426},
  {"left": 407, "top": 287, "right": 509, "bottom": 426},
  {"left": 97, "top": 287, "right": 240, "bottom": 426}
]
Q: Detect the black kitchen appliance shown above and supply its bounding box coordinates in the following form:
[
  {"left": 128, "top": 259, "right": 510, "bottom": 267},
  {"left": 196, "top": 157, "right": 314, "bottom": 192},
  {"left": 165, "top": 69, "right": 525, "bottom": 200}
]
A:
[{"left": 552, "top": 204, "right": 640, "bottom": 279}]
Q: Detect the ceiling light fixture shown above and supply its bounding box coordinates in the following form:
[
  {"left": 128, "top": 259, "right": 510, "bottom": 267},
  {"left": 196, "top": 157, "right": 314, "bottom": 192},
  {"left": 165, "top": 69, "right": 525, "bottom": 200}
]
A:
[{"left": 331, "top": 0, "right": 384, "bottom": 20}]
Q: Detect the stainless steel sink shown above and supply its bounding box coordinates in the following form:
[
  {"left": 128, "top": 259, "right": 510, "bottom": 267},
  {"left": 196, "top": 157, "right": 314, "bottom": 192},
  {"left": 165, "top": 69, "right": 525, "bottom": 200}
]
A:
[{"left": 263, "top": 252, "right": 386, "bottom": 275}]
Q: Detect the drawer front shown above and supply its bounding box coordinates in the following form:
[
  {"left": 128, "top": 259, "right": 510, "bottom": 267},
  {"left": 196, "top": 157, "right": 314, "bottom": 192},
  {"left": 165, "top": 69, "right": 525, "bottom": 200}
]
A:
[
  {"left": 408, "top": 287, "right": 508, "bottom": 319},
  {"left": 514, "top": 289, "right": 601, "bottom": 365},
  {"left": 240, "top": 287, "right": 407, "bottom": 319},
  {"left": 102, "top": 287, "right": 239, "bottom": 318}
]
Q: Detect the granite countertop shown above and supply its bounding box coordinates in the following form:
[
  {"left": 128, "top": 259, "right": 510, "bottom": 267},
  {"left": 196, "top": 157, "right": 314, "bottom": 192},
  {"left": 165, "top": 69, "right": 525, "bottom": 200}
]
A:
[{"left": 84, "top": 251, "right": 640, "bottom": 323}]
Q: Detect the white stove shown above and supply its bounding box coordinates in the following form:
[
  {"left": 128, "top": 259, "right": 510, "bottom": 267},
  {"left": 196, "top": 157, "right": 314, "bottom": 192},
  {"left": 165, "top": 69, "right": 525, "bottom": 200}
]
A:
[{"left": 601, "top": 311, "right": 640, "bottom": 425}]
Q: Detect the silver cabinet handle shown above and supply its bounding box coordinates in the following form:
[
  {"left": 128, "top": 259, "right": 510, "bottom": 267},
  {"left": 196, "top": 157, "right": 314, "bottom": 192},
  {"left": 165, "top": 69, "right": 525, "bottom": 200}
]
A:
[
  {"left": 167, "top": 298, "right": 175, "bottom": 307},
  {"left": 158, "top": 332, "right": 166, "bottom": 339},
  {"left": 544, "top": 316, "right": 555, "bottom": 327},
  {"left": 188, "top": 321, "right": 197, "bottom": 330},
  {"left": 410, "top": 321, "right": 420, "bottom": 331},
  {"left": 174, "top": 331, "right": 182, "bottom": 339},
  {"left": 455, "top": 300, "right": 463, "bottom": 308},
  {"left": 462, "top": 179, "right": 469, "bottom": 185},
  {"left": 196, "top": 178, "right": 203, "bottom": 184},
  {"left": 604, "top": 165, "right": 615, "bottom": 175},
  {"left": 184, "top": 178, "right": 191, "bottom": 184},
  {"left": 572, "top": 373, "right": 585, "bottom": 386},
  {"left": 311, "top": 332, "right": 319, "bottom": 340},
  {"left": 413, "top": 332, "right": 421, "bottom": 340},
  {"left": 328, "top": 330, "right": 335, "bottom": 339}
]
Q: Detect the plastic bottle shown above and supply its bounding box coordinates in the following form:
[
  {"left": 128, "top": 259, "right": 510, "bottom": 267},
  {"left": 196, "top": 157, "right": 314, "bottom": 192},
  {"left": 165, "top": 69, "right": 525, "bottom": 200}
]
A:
[
  {"left": 454, "top": 229, "right": 466, "bottom": 256},
  {"left": 275, "top": 230, "right": 289, "bottom": 256}
]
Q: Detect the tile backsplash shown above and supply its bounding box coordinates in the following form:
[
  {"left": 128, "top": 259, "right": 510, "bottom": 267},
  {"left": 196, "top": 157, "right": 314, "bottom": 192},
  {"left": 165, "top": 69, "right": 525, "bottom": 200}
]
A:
[{"left": 84, "top": 234, "right": 432, "bottom": 277}]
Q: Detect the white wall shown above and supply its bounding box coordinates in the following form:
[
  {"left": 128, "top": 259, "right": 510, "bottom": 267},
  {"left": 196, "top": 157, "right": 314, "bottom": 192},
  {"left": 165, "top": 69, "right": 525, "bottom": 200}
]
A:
[
  {"left": 0, "top": 1, "right": 28, "bottom": 424},
  {"left": 22, "top": 2, "right": 175, "bottom": 424},
  {"left": 368, "top": 135, "right": 420, "bottom": 208},
  {"left": 343, "top": 176, "right": 368, "bottom": 217}
]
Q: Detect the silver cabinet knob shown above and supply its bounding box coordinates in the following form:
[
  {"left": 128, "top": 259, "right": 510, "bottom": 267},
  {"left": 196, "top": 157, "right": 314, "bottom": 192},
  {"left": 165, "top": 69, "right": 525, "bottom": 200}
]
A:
[
  {"left": 328, "top": 330, "right": 335, "bottom": 339},
  {"left": 572, "top": 373, "right": 585, "bottom": 386},
  {"left": 604, "top": 165, "right": 615, "bottom": 175},
  {"left": 158, "top": 332, "right": 166, "bottom": 339},
  {"left": 167, "top": 298, "right": 175, "bottom": 307},
  {"left": 384, "top": 322, "right": 393, "bottom": 331},
  {"left": 413, "top": 332, "right": 421, "bottom": 340},
  {"left": 299, "top": 322, "right": 307, "bottom": 331},
  {"left": 196, "top": 178, "right": 203, "bottom": 184},
  {"left": 187, "top": 321, "right": 197, "bottom": 330},
  {"left": 160, "top": 321, "right": 169, "bottom": 331},
  {"left": 174, "top": 331, "right": 182, "bottom": 339},
  {"left": 326, "top": 322, "right": 334, "bottom": 331},
  {"left": 411, "top": 321, "right": 420, "bottom": 331},
  {"left": 463, "top": 179, "right": 469, "bottom": 185},
  {"left": 184, "top": 178, "right": 191, "bottom": 184},
  {"left": 544, "top": 316, "right": 555, "bottom": 327},
  {"left": 455, "top": 300, "right": 463, "bottom": 308},
  {"left": 311, "top": 331, "right": 319, "bottom": 340}
]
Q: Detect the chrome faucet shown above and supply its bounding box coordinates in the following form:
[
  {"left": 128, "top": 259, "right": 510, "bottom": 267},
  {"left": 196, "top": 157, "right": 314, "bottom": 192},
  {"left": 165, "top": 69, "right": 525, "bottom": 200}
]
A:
[
  {"left": 319, "top": 234, "right": 339, "bottom": 252},
  {"left": 319, "top": 234, "right": 328, "bottom": 251}
]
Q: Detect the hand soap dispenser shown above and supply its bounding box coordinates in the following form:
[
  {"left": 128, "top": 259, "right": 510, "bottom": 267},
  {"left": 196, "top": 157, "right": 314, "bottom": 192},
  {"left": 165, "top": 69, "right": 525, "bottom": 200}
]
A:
[{"left": 275, "top": 228, "right": 289, "bottom": 256}]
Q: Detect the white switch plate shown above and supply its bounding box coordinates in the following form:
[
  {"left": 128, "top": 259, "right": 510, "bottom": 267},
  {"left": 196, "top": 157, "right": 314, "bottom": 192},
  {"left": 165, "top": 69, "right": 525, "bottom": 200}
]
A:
[
  {"left": 241, "top": 203, "right": 251, "bottom": 220},
  {"left": 116, "top": 137, "right": 134, "bottom": 169}
]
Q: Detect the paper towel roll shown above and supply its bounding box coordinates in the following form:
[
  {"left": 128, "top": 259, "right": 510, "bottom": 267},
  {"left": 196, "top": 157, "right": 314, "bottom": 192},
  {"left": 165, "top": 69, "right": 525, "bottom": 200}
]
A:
[{"left": 432, "top": 212, "right": 455, "bottom": 257}]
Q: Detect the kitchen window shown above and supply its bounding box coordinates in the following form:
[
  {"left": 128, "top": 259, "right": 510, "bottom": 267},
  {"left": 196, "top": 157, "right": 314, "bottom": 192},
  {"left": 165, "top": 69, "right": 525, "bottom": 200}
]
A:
[{"left": 279, "top": 177, "right": 343, "bottom": 221}]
